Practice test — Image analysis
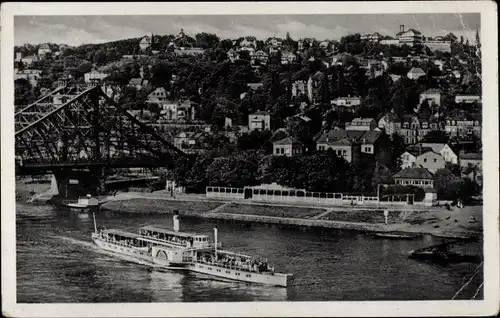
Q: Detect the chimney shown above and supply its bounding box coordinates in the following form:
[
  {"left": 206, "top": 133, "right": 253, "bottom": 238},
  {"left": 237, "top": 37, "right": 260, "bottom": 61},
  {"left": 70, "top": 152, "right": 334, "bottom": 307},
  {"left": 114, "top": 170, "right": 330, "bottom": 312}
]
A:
[
  {"left": 173, "top": 210, "right": 180, "bottom": 232},
  {"left": 400, "top": 25, "right": 405, "bottom": 33},
  {"left": 16, "top": 52, "right": 22, "bottom": 60}
]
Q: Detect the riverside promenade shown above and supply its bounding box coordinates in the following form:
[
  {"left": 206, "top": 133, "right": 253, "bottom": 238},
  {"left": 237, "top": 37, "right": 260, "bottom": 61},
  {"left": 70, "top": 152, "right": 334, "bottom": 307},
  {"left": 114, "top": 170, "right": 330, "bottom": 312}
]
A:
[
  {"left": 15, "top": 177, "right": 482, "bottom": 239},
  {"left": 99, "top": 191, "right": 483, "bottom": 239}
]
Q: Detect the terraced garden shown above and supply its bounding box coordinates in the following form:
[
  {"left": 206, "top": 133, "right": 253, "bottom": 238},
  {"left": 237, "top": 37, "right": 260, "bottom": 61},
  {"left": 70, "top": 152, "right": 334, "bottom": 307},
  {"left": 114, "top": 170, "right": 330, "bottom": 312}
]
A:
[{"left": 219, "top": 203, "right": 325, "bottom": 219}]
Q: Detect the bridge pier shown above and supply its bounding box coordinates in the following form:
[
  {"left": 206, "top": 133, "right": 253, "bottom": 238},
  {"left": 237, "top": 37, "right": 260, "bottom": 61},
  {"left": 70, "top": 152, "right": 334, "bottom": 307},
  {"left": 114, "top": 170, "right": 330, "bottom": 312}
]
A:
[{"left": 50, "top": 168, "right": 105, "bottom": 199}]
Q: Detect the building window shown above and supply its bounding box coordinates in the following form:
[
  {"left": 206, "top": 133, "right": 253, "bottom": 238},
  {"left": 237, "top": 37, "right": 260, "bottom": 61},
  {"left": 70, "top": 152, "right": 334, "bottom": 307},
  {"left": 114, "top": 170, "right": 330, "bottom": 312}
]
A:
[
  {"left": 342, "top": 150, "right": 347, "bottom": 156},
  {"left": 424, "top": 158, "right": 427, "bottom": 163},
  {"left": 275, "top": 148, "right": 280, "bottom": 154},
  {"left": 433, "top": 158, "right": 437, "bottom": 162}
]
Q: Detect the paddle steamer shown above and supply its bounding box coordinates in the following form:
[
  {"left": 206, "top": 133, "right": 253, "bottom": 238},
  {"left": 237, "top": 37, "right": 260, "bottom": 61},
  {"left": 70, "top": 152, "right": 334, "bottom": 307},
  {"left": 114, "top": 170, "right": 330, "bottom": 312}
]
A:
[{"left": 91, "top": 212, "right": 293, "bottom": 286}]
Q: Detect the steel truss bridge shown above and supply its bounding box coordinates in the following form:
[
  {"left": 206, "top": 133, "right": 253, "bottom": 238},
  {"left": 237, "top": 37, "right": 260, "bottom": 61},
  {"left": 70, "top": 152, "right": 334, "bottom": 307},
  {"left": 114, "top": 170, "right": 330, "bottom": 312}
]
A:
[{"left": 15, "top": 85, "right": 189, "bottom": 175}]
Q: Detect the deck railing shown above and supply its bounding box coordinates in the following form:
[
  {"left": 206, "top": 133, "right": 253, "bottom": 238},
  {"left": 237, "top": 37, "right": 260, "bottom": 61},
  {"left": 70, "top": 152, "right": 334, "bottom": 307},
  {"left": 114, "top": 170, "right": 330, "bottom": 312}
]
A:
[{"left": 196, "top": 258, "right": 274, "bottom": 274}]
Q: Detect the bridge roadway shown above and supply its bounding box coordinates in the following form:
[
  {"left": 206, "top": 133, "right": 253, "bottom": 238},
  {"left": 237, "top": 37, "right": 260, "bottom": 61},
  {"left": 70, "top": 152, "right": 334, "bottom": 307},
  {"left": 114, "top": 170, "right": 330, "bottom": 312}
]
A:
[{"left": 16, "top": 159, "right": 175, "bottom": 175}]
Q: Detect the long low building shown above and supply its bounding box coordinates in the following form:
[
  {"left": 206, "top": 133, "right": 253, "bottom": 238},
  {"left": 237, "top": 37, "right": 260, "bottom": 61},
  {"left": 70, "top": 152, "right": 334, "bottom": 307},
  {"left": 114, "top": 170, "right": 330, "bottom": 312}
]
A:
[{"left": 206, "top": 183, "right": 390, "bottom": 206}]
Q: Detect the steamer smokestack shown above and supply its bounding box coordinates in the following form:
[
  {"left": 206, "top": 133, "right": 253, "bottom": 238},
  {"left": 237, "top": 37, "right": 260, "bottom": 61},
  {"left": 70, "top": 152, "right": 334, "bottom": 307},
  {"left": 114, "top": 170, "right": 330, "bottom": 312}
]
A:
[{"left": 173, "top": 210, "right": 180, "bottom": 232}]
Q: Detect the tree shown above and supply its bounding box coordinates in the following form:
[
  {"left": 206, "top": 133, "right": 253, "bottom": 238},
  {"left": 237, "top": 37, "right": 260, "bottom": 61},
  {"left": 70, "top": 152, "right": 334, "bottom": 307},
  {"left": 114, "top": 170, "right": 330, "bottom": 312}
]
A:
[
  {"left": 218, "top": 39, "right": 233, "bottom": 51},
  {"left": 371, "top": 162, "right": 393, "bottom": 190},
  {"left": 195, "top": 32, "right": 220, "bottom": 50},
  {"left": 150, "top": 62, "right": 172, "bottom": 89},
  {"left": 182, "top": 155, "right": 213, "bottom": 193},
  {"left": 387, "top": 62, "right": 408, "bottom": 76},
  {"left": 93, "top": 49, "right": 107, "bottom": 66},
  {"left": 456, "top": 178, "right": 480, "bottom": 203},
  {"left": 433, "top": 168, "right": 462, "bottom": 200},
  {"left": 14, "top": 78, "right": 35, "bottom": 105},
  {"left": 347, "top": 156, "right": 376, "bottom": 193},
  {"left": 443, "top": 32, "right": 458, "bottom": 43},
  {"left": 389, "top": 133, "right": 406, "bottom": 170},
  {"left": 445, "top": 162, "right": 462, "bottom": 177},
  {"left": 237, "top": 130, "right": 272, "bottom": 153},
  {"left": 206, "top": 152, "right": 261, "bottom": 188}
]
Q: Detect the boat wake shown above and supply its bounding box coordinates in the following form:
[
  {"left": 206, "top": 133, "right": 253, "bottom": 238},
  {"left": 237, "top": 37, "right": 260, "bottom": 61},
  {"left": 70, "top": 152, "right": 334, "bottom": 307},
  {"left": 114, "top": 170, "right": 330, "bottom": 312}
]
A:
[{"left": 49, "top": 235, "right": 96, "bottom": 249}]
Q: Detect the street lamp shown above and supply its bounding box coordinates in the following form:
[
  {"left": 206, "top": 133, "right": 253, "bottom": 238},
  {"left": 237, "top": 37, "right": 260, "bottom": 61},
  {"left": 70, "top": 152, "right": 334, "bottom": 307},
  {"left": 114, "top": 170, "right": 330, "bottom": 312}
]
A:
[{"left": 377, "top": 183, "right": 383, "bottom": 206}]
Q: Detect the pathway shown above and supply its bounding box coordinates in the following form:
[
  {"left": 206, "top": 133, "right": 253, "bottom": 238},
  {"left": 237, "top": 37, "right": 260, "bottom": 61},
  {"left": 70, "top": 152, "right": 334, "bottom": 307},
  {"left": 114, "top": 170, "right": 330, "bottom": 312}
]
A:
[
  {"left": 104, "top": 191, "right": 446, "bottom": 213},
  {"left": 308, "top": 208, "right": 335, "bottom": 220},
  {"left": 204, "top": 201, "right": 233, "bottom": 214}
]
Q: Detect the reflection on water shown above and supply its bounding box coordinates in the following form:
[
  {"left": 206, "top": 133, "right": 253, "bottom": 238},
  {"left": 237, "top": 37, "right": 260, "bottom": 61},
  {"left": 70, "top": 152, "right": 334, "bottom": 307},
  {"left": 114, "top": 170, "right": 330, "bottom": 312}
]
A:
[{"left": 15, "top": 203, "right": 483, "bottom": 302}]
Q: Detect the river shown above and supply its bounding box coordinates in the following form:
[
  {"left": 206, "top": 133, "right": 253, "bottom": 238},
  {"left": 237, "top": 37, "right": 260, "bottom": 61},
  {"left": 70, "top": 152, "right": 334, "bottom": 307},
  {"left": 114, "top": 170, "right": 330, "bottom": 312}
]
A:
[{"left": 16, "top": 203, "right": 483, "bottom": 302}]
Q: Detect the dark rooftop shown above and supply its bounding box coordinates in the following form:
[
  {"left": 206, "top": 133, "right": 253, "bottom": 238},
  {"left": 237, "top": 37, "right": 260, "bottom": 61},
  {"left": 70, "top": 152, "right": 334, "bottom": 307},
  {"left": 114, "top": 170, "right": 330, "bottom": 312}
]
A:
[
  {"left": 393, "top": 167, "right": 433, "bottom": 179},
  {"left": 273, "top": 137, "right": 303, "bottom": 145}
]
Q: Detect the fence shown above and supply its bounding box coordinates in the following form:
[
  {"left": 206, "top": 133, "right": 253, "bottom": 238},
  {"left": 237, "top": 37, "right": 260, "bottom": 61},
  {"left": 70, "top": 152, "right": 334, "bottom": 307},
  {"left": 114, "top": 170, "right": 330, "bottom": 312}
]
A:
[{"left": 206, "top": 186, "right": 391, "bottom": 206}]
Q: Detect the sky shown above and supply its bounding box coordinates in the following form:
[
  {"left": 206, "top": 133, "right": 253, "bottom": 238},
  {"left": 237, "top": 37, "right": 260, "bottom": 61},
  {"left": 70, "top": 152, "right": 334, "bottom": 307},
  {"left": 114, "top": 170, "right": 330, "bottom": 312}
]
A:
[{"left": 14, "top": 14, "right": 480, "bottom": 47}]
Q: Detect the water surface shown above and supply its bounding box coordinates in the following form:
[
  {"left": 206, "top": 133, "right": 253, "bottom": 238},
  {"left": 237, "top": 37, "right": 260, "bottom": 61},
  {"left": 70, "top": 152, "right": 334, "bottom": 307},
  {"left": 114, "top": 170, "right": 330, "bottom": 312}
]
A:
[{"left": 16, "top": 203, "right": 483, "bottom": 302}]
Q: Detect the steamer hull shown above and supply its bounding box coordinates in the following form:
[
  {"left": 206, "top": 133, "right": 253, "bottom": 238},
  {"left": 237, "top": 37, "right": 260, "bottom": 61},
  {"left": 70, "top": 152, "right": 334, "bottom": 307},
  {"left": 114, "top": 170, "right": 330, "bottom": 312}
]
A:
[
  {"left": 92, "top": 234, "right": 153, "bottom": 263},
  {"left": 188, "top": 262, "right": 293, "bottom": 287}
]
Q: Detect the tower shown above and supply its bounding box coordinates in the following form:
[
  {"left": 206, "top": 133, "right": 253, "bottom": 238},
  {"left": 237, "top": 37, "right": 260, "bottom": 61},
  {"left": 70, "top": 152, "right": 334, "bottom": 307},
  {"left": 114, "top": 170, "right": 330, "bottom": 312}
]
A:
[{"left": 475, "top": 28, "right": 481, "bottom": 51}]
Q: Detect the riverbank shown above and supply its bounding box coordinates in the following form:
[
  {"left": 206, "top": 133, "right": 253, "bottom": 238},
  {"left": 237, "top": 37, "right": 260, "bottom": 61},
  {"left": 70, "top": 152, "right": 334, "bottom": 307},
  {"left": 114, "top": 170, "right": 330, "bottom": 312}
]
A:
[
  {"left": 100, "top": 195, "right": 483, "bottom": 239},
  {"left": 15, "top": 179, "right": 482, "bottom": 239}
]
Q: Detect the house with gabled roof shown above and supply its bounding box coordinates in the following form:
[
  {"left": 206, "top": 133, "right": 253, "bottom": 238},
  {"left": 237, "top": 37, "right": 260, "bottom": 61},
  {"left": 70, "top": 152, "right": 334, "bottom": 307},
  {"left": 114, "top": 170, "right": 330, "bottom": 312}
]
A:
[
  {"left": 419, "top": 88, "right": 442, "bottom": 107},
  {"left": 378, "top": 112, "right": 399, "bottom": 136},
  {"left": 396, "top": 25, "right": 423, "bottom": 46},
  {"left": 173, "top": 130, "right": 212, "bottom": 154},
  {"left": 227, "top": 48, "right": 240, "bottom": 63},
  {"left": 240, "top": 37, "right": 257, "bottom": 48},
  {"left": 393, "top": 167, "right": 434, "bottom": 188},
  {"left": 281, "top": 51, "right": 297, "bottom": 65},
  {"left": 139, "top": 36, "right": 151, "bottom": 51},
  {"left": 248, "top": 110, "right": 271, "bottom": 131},
  {"left": 273, "top": 137, "right": 303, "bottom": 157},
  {"left": 345, "top": 118, "right": 377, "bottom": 131},
  {"left": 38, "top": 43, "right": 52, "bottom": 56},
  {"left": 147, "top": 87, "right": 168, "bottom": 103},
  {"left": 252, "top": 50, "right": 269, "bottom": 65},
  {"left": 407, "top": 67, "right": 426, "bottom": 80},
  {"left": 315, "top": 129, "right": 389, "bottom": 163},
  {"left": 420, "top": 143, "right": 458, "bottom": 164},
  {"left": 128, "top": 78, "right": 149, "bottom": 90},
  {"left": 414, "top": 150, "right": 446, "bottom": 173},
  {"left": 396, "top": 115, "right": 443, "bottom": 144},
  {"left": 400, "top": 146, "right": 434, "bottom": 169}
]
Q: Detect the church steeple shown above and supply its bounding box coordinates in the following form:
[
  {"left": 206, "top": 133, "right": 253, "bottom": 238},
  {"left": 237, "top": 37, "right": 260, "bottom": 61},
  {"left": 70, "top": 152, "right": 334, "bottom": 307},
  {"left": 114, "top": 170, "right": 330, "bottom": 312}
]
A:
[{"left": 475, "top": 28, "right": 481, "bottom": 58}]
